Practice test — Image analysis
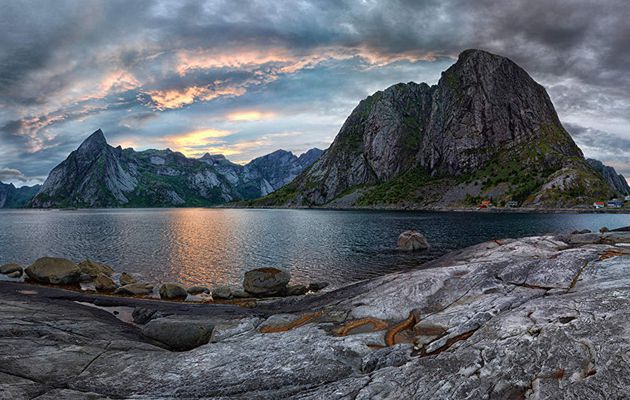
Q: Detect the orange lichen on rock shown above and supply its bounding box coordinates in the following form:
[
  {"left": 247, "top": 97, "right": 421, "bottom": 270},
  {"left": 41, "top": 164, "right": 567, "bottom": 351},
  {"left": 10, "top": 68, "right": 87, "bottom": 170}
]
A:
[
  {"left": 599, "top": 248, "right": 630, "bottom": 260},
  {"left": 335, "top": 318, "right": 389, "bottom": 336},
  {"left": 259, "top": 311, "right": 323, "bottom": 334},
  {"left": 385, "top": 313, "right": 417, "bottom": 346}
]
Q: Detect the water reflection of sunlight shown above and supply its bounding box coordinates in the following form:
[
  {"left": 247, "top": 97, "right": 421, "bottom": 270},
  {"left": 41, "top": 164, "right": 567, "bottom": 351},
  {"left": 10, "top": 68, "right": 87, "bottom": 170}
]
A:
[{"left": 164, "top": 209, "right": 243, "bottom": 286}]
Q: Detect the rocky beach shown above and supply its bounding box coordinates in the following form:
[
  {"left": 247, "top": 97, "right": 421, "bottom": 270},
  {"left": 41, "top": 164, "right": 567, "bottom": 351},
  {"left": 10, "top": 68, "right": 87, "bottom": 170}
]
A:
[{"left": 2, "top": 228, "right": 630, "bottom": 399}]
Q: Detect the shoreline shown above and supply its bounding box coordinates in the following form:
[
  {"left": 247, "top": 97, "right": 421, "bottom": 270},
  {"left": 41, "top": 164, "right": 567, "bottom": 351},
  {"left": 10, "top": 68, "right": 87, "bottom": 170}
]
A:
[
  {"left": 5, "top": 204, "right": 630, "bottom": 214},
  {"left": 3, "top": 229, "right": 630, "bottom": 397}
]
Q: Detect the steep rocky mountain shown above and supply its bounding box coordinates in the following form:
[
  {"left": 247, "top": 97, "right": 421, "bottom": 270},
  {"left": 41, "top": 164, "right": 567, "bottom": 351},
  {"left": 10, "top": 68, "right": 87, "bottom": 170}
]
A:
[
  {"left": 0, "top": 182, "right": 41, "bottom": 208},
  {"left": 29, "top": 129, "right": 322, "bottom": 208},
  {"left": 260, "top": 49, "right": 614, "bottom": 208},
  {"left": 587, "top": 159, "right": 630, "bottom": 196}
]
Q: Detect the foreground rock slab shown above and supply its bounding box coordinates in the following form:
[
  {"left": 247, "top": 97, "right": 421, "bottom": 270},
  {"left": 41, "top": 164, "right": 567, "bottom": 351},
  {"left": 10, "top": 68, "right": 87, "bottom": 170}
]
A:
[{"left": 2, "top": 232, "right": 630, "bottom": 398}]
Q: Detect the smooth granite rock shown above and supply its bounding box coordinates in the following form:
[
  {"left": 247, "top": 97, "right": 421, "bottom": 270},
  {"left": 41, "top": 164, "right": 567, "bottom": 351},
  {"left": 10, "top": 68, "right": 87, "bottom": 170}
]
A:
[
  {"left": 212, "top": 285, "right": 232, "bottom": 299},
  {"left": 25, "top": 257, "right": 81, "bottom": 285},
  {"left": 94, "top": 273, "right": 117, "bottom": 292},
  {"left": 3, "top": 234, "right": 630, "bottom": 398},
  {"left": 141, "top": 318, "right": 214, "bottom": 351},
  {"left": 0, "top": 263, "right": 23, "bottom": 277},
  {"left": 159, "top": 283, "right": 188, "bottom": 300},
  {"left": 187, "top": 286, "right": 209, "bottom": 295},
  {"left": 119, "top": 272, "right": 136, "bottom": 286},
  {"left": 243, "top": 267, "right": 291, "bottom": 296},
  {"left": 396, "top": 230, "right": 429, "bottom": 251},
  {"left": 78, "top": 260, "right": 114, "bottom": 279},
  {"left": 114, "top": 283, "right": 153, "bottom": 296}
]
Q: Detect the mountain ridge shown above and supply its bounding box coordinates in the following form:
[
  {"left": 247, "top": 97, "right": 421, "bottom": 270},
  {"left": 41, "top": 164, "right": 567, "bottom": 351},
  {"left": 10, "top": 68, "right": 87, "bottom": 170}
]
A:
[
  {"left": 29, "top": 131, "right": 323, "bottom": 208},
  {"left": 257, "top": 49, "right": 618, "bottom": 208}
]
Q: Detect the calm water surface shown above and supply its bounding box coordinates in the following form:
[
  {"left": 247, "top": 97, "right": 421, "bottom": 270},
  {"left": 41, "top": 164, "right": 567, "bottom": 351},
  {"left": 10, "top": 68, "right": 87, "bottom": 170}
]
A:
[{"left": 1, "top": 208, "right": 629, "bottom": 287}]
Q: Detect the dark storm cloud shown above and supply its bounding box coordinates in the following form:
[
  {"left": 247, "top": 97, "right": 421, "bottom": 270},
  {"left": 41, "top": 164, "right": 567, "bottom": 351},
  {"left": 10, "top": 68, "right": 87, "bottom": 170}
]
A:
[{"left": 0, "top": 0, "right": 629, "bottom": 183}]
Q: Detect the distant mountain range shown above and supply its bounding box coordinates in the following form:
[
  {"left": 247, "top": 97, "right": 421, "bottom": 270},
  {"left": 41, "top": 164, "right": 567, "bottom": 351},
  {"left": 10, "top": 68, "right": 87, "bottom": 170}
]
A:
[
  {"left": 0, "top": 182, "right": 41, "bottom": 208},
  {"left": 256, "top": 49, "right": 625, "bottom": 209},
  {"left": 586, "top": 159, "right": 630, "bottom": 196},
  {"left": 25, "top": 129, "right": 322, "bottom": 208}
]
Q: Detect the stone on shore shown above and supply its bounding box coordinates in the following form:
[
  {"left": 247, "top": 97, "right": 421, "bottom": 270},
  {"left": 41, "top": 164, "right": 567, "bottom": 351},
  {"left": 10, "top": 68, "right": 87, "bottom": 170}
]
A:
[
  {"left": 114, "top": 283, "right": 154, "bottom": 296},
  {"left": 6, "top": 232, "right": 630, "bottom": 397},
  {"left": 119, "top": 272, "right": 136, "bottom": 286},
  {"left": 232, "top": 290, "right": 251, "bottom": 298},
  {"left": 141, "top": 318, "right": 214, "bottom": 351},
  {"left": 159, "top": 283, "right": 188, "bottom": 300},
  {"left": 187, "top": 286, "right": 209, "bottom": 295},
  {"left": 212, "top": 286, "right": 232, "bottom": 299},
  {"left": 0, "top": 263, "right": 23, "bottom": 277},
  {"left": 396, "top": 230, "right": 429, "bottom": 251},
  {"left": 78, "top": 259, "right": 114, "bottom": 278},
  {"left": 25, "top": 257, "right": 81, "bottom": 285},
  {"left": 243, "top": 267, "right": 291, "bottom": 296},
  {"left": 94, "top": 273, "right": 118, "bottom": 292}
]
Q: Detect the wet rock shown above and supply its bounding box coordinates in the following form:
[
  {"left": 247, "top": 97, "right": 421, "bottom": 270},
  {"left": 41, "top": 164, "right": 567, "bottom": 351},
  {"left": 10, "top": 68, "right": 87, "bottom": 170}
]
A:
[
  {"left": 0, "top": 263, "right": 23, "bottom": 277},
  {"left": 119, "top": 272, "right": 136, "bottom": 286},
  {"left": 307, "top": 282, "right": 329, "bottom": 292},
  {"left": 114, "top": 283, "right": 154, "bottom": 296},
  {"left": 212, "top": 286, "right": 232, "bottom": 299},
  {"left": 571, "top": 229, "right": 591, "bottom": 234},
  {"left": 243, "top": 267, "right": 290, "bottom": 296},
  {"left": 286, "top": 284, "right": 307, "bottom": 296},
  {"left": 187, "top": 286, "right": 209, "bottom": 295},
  {"left": 600, "top": 226, "right": 610, "bottom": 233},
  {"left": 158, "top": 283, "right": 188, "bottom": 300},
  {"left": 141, "top": 318, "right": 214, "bottom": 351},
  {"left": 94, "top": 273, "right": 118, "bottom": 292},
  {"left": 396, "top": 230, "right": 429, "bottom": 251},
  {"left": 25, "top": 257, "right": 81, "bottom": 285},
  {"left": 77, "top": 259, "right": 114, "bottom": 279}
]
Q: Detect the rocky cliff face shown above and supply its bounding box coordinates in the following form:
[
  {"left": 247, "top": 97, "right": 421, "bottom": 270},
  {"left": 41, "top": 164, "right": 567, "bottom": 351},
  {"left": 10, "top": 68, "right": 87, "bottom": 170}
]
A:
[
  {"left": 29, "top": 130, "right": 322, "bottom": 208},
  {"left": 263, "top": 49, "right": 613, "bottom": 208},
  {"left": 0, "top": 182, "right": 41, "bottom": 208},
  {"left": 587, "top": 159, "right": 630, "bottom": 195}
]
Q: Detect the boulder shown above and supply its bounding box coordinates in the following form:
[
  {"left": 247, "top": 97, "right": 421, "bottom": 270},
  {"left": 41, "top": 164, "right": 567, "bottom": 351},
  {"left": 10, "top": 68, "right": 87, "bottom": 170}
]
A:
[
  {"left": 286, "top": 284, "right": 307, "bottom": 296},
  {"left": 307, "top": 282, "right": 329, "bottom": 292},
  {"left": 94, "top": 273, "right": 118, "bottom": 292},
  {"left": 187, "top": 286, "right": 209, "bottom": 295},
  {"left": 212, "top": 286, "right": 232, "bottom": 300},
  {"left": 600, "top": 226, "right": 610, "bottom": 233},
  {"left": 396, "top": 230, "right": 429, "bottom": 251},
  {"left": 25, "top": 257, "right": 81, "bottom": 285},
  {"left": 78, "top": 259, "right": 114, "bottom": 278},
  {"left": 114, "top": 283, "right": 154, "bottom": 296},
  {"left": 141, "top": 318, "right": 214, "bottom": 351},
  {"left": 159, "top": 283, "right": 188, "bottom": 300},
  {"left": 232, "top": 290, "right": 251, "bottom": 298},
  {"left": 119, "top": 272, "right": 136, "bottom": 286},
  {"left": 0, "top": 263, "right": 23, "bottom": 277},
  {"left": 243, "top": 268, "right": 291, "bottom": 296}
]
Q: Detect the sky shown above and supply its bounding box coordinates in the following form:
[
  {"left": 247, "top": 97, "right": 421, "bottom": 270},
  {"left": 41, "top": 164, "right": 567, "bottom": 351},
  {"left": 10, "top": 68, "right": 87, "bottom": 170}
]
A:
[{"left": 0, "top": 0, "right": 629, "bottom": 187}]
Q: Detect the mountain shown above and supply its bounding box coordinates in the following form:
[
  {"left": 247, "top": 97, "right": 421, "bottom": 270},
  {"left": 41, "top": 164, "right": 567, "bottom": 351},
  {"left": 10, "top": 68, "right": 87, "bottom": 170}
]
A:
[
  {"left": 29, "top": 129, "right": 322, "bottom": 208},
  {"left": 259, "top": 49, "right": 615, "bottom": 208},
  {"left": 0, "top": 182, "right": 41, "bottom": 208},
  {"left": 587, "top": 159, "right": 630, "bottom": 195}
]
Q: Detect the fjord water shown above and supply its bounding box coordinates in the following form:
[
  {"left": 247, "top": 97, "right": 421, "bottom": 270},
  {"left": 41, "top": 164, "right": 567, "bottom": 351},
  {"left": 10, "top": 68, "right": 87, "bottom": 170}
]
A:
[{"left": 1, "top": 208, "right": 629, "bottom": 288}]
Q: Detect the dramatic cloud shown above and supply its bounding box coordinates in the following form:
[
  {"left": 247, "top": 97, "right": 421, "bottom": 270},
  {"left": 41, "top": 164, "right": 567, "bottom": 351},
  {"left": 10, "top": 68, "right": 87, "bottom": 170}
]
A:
[{"left": 0, "top": 0, "right": 629, "bottom": 185}]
